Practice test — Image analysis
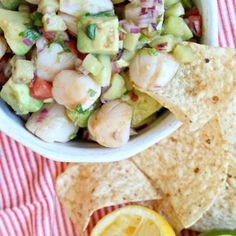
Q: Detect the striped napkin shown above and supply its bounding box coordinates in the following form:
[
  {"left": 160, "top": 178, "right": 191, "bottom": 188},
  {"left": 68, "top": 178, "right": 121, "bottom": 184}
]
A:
[{"left": 0, "top": 0, "right": 235, "bottom": 235}]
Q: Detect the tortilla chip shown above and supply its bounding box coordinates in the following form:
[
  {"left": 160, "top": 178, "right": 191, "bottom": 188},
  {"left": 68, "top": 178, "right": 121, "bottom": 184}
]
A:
[
  {"left": 218, "top": 95, "right": 236, "bottom": 144},
  {"left": 146, "top": 42, "right": 236, "bottom": 131},
  {"left": 56, "top": 160, "right": 161, "bottom": 234},
  {"left": 218, "top": 94, "right": 236, "bottom": 156},
  {"left": 191, "top": 155, "right": 236, "bottom": 232},
  {"left": 132, "top": 119, "right": 228, "bottom": 228}
]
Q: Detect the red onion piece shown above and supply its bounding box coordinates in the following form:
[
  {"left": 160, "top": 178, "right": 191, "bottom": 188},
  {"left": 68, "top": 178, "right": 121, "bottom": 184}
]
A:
[
  {"left": 156, "top": 42, "right": 168, "bottom": 50},
  {"left": 23, "top": 38, "right": 33, "bottom": 46},
  {"left": 36, "top": 108, "right": 48, "bottom": 123}
]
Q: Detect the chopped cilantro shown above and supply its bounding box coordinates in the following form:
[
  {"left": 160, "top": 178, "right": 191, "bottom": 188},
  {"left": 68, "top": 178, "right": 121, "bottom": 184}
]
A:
[
  {"left": 87, "top": 24, "right": 96, "bottom": 40},
  {"left": 88, "top": 89, "right": 97, "bottom": 97},
  {"left": 86, "top": 10, "right": 114, "bottom": 17},
  {"left": 19, "top": 29, "right": 41, "bottom": 44},
  {"left": 32, "top": 12, "right": 43, "bottom": 27},
  {"left": 76, "top": 104, "right": 84, "bottom": 113}
]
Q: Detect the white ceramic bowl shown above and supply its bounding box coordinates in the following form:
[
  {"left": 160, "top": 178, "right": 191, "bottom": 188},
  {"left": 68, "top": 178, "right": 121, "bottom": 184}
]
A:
[{"left": 0, "top": 0, "right": 218, "bottom": 162}]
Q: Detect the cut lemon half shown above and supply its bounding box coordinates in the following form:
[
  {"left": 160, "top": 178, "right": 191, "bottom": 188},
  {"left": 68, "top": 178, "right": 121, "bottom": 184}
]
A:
[{"left": 90, "top": 205, "right": 176, "bottom": 236}]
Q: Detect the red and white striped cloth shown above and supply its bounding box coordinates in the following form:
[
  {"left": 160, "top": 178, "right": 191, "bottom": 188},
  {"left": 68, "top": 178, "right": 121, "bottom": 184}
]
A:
[{"left": 0, "top": 1, "right": 235, "bottom": 235}]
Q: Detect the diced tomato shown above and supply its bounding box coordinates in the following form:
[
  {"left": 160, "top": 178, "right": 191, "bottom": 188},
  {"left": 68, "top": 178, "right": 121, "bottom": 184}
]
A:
[
  {"left": 30, "top": 77, "right": 52, "bottom": 100},
  {"left": 65, "top": 40, "right": 86, "bottom": 60},
  {"left": 184, "top": 7, "right": 200, "bottom": 18},
  {"left": 129, "top": 91, "right": 139, "bottom": 102},
  {"left": 186, "top": 15, "right": 202, "bottom": 37}
]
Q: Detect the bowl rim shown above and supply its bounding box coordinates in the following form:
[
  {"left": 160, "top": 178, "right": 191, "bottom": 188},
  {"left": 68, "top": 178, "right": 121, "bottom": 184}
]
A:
[{"left": 0, "top": 0, "right": 219, "bottom": 163}]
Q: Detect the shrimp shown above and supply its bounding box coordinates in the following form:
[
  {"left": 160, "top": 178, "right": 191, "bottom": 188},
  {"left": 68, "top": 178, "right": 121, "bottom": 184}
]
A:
[
  {"left": 52, "top": 70, "right": 101, "bottom": 110},
  {"left": 88, "top": 100, "right": 132, "bottom": 148},
  {"left": 129, "top": 49, "right": 179, "bottom": 91},
  {"left": 26, "top": 103, "right": 79, "bottom": 143},
  {"left": 35, "top": 42, "right": 77, "bottom": 81}
]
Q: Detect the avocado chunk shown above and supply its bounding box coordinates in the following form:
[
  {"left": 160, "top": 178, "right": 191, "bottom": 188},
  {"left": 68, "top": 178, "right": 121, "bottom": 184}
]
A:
[
  {"left": 0, "top": 79, "right": 43, "bottom": 115},
  {"left": 77, "top": 15, "right": 119, "bottom": 55},
  {"left": 0, "top": 9, "right": 32, "bottom": 55},
  {"left": 0, "top": 0, "right": 20, "bottom": 10},
  {"left": 121, "top": 90, "right": 162, "bottom": 128},
  {"left": 101, "top": 74, "right": 127, "bottom": 101},
  {"left": 11, "top": 57, "right": 34, "bottom": 84},
  {"left": 66, "top": 102, "right": 100, "bottom": 128}
]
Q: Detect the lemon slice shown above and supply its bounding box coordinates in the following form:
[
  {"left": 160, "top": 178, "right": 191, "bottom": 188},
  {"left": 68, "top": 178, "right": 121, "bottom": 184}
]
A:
[{"left": 90, "top": 205, "right": 176, "bottom": 236}]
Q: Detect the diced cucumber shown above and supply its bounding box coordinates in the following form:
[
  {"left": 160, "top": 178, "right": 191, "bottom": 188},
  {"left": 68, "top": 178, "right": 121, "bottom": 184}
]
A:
[
  {"left": 149, "top": 34, "right": 182, "bottom": 52},
  {"left": 165, "top": 2, "right": 185, "bottom": 17},
  {"left": 102, "top": 74, "right": 127, "bottom": 101},
  {"left": 116, "top": 49, "right": 136, "bottom": 68},
  {"left": 82, "top": 54, "right": 103, "bottom": 76},
  {"left": 122, "top": 50, "right": 136, "bottom": 62},
  {"left": 116, "top": 59, "right": 129, "bottom": 68},
  {"left": 173, "top": 44, "right": 194, "bottom": 63},
  {"left": 124, "top": 32, "right": 141, "bottom": 51},
  {"left": 165, "top": 0, "right": 179, "bottom": 8},
  {"left": 93, "top": 55, "right": 112, "bottom": 87},
  {"left": 163, "top": 16, "right": 193, "bottom": 40},
  {"left": 181, "top": 0, "right": 193, "bottom": 9}
]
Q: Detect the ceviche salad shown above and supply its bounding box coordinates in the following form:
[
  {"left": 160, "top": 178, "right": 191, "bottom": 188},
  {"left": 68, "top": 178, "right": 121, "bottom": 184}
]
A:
[{"left": 0, "top": 0, "right": 202, "bottom": 147}]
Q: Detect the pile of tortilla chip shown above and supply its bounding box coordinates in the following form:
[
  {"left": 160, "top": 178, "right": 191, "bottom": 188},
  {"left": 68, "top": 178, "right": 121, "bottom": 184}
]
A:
[{"left": 56, "top": 43, "right": 236, "bottom": 234}]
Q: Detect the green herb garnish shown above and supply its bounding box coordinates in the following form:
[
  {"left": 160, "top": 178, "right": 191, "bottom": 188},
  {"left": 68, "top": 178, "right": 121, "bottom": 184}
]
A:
[
  {"left": 32, "top": 12, "right": 43, "bottom": 27},
  {"left": 76, "top": 104, "right": 84, "bottom": 113},
  {"left": 87, "top": 24, "right": 96, "bottom": 40},
  {"left": 88, "top": 89, "right": 97, "bottom": 97},
  {"left": 19, "top": 29, "right": 41, "bottom": 44},
  {"left": 86, "top": 10, "right": 114, "bottom": 17}
]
